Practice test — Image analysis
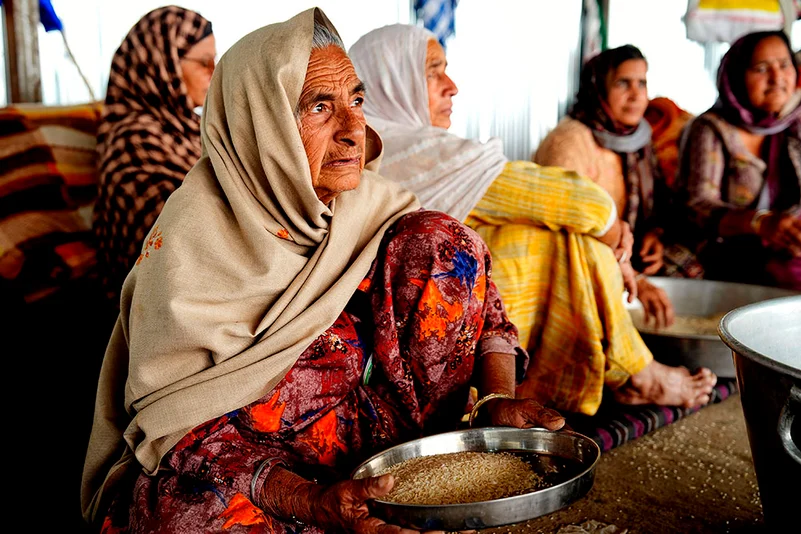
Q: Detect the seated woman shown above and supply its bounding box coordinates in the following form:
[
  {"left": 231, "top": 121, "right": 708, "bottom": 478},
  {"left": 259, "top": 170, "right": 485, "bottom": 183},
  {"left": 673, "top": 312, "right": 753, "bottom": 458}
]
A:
[
  {"left": 92, "top": 6, "right": 216, "bottom": 304},
  {"left": 348, "top": 25, "right": 716, "bottom": 416},
  {"left": 534, "top": 45, "right": 680, "bottom": 322},
  {"left": 81, "top": 9, "right": 565, "bottom": 533},
  {"left": 677, "top": 31, "right": 801, "bottom": 290}
]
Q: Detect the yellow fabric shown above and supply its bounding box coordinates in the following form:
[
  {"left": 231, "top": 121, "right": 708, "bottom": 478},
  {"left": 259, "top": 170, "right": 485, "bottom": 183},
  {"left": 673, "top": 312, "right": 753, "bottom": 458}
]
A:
[
  {"left": 534, "top": 118, "right": 629, "bottom": 218},
  {"left": 697, "top": 0, "right": 779, "bottom": 11},
  {"left": 468, "top": 161, "right": 616, "bottom": 236},
  {"left": 466, "top": 161, "right": 652, "bottom": 415}
]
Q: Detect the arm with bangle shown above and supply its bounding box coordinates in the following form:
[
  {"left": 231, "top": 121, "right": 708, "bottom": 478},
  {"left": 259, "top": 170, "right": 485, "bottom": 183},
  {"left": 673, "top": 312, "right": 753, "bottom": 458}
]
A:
[
  {"left": 685, "top": 119, "right": 801, "bottom": 252},
  {"left": 473, "top": 351, "right": 565, "bottom": 430},
  {"left": 717, "top": 206, "right": 801, "bottom": 257},
  {"left": 470, "top": 279, "right": 566, "bottom": 430}
]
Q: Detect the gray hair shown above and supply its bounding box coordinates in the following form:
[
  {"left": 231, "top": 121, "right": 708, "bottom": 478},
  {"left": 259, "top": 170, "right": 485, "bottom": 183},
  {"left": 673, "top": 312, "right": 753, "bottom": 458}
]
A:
[{"left": 311, "top": 21, "right": 345, "bottom": 51}]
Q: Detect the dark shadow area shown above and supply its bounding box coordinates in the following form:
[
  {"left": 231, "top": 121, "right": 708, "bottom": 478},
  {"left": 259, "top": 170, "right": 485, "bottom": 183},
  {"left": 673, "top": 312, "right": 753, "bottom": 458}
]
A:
[{"left": 5, "top": 276, "right": 114, "bottom": 532}]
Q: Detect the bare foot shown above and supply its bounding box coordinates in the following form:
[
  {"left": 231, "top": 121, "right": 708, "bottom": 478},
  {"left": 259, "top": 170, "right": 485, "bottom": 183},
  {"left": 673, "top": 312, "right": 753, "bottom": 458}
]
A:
[{"left": 613, "top": 361, "right": 717, "bottom": 408}]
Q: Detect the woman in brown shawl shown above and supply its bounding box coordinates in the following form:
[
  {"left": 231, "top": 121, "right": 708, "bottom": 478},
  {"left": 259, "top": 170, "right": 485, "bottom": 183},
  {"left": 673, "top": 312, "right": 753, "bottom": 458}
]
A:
[
  {"left": 82, "top": 9, "right": 563, "bottom": 533},
  {"left": 92, "top": 6, "right": 215, "bottom": 304}
]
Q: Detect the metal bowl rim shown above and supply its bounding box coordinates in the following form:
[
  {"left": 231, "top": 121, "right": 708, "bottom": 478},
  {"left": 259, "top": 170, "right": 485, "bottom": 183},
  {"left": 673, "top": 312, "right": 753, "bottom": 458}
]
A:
[
  {"left": 351, "top": 426, "right": 601, "bottom": 508},
  {"left": 627, "top": 277, "right": 798, "bottom": 341},
  {"left": 638, "top": 329, "right": 719, "bottom": 341},
  {"left": 718, "top": 295, "right": 801, "bottom": 380}
]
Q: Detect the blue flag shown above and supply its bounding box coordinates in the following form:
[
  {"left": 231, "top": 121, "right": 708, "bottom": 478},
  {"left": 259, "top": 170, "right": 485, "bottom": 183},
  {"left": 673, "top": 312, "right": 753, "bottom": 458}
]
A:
[
  {"left": 414, "top": 0, "right": 458, "bottom": 49},
  {"left": 0, "top": 0, "right": 63, "bottom": 32}
]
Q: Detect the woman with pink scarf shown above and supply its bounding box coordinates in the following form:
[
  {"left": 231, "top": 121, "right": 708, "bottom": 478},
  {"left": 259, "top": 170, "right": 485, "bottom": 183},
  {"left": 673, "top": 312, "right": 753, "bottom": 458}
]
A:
[{"left": 678, "top": 31, "right": 801, "bottom": 290}]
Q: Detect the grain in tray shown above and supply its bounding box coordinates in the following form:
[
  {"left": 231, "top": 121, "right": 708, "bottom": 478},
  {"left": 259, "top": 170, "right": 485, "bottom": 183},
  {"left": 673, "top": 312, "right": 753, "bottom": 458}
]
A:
[{"left": 378, "top": 451, "right": 545, "bottom": 505}]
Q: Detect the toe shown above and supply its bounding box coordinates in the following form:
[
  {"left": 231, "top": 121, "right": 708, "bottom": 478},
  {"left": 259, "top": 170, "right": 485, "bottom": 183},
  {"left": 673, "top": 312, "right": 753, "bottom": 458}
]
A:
[
  {"left": 693, "top": 378, "right": 715, "bottom": 395},
  {"left": 684, "top": 393, "right": 710, "bottom": 409},
  {"left": 693, "top": 370, "right": 717, "bottom": 387}
]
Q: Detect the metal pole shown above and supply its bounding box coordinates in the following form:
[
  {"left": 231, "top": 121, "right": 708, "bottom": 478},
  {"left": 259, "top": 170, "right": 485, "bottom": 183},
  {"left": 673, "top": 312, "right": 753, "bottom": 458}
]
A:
[{"left": 2, "top": 0, "right": 42, "bottom": 103}]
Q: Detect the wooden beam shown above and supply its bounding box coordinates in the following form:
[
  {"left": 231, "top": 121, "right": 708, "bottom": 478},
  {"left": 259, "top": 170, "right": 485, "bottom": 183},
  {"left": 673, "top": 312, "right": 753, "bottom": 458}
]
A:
[{"left": 2, "top": 0, "right": 42, "bottom": 103}]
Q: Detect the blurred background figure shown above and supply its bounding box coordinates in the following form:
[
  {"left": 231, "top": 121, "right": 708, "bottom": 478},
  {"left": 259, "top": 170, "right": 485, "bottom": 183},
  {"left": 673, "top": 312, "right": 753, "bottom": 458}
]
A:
[
  {"left": 92, "top": 5, "right": 214, "bottom": 306},
  {"left": 678, "top": 31, "right": 801, "bottom": 291}
]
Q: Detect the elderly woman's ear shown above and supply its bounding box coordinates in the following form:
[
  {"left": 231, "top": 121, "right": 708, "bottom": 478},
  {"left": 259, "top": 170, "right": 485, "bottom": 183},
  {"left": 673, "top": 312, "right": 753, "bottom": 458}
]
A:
[{"left": 297, "top": 44, "right": 367, "bottom": 203}]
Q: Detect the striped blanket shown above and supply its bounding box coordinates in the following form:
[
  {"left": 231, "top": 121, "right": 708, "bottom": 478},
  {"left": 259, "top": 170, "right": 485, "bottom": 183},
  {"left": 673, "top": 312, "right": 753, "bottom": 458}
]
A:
[
  {"left": 0, "top": 103, "right": 102, "bottom": 303},
  {"left": 467, "top": 161, "right": 653, "bottom": 416},
  {"left": 569, "top": 378, "right": 738, "bottom": 452}
]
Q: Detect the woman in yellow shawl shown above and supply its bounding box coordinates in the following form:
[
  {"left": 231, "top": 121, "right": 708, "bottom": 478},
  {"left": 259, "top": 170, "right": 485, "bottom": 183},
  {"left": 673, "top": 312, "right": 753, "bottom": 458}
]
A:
[
  {"left": 349, "top": 25, "right": 716, "bottom": 417},
  {"left": 81, "top": 9, "right": 564, "bottom": 533}
]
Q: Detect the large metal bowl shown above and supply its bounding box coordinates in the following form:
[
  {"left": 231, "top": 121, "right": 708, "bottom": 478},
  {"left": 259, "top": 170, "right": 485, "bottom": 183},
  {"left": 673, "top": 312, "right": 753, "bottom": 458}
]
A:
[
  {"left": 625, "top": 277, "right": 797, "bottom": 377},
  {"left": 351, "top": 427, "right": 600, "bottom": 530},
  {"left": 719, "top": 296, "right": 801, "bottom": 527}
]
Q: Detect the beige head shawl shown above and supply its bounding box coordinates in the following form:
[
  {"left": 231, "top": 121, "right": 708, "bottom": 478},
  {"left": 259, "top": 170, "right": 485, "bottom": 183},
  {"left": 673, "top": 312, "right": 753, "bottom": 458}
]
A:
[
  {"left": 349, "top": 24, "right": 507, "bottom": 222},
  {"left": 81, "top": 8, "right": 418, "bottom": 521}
]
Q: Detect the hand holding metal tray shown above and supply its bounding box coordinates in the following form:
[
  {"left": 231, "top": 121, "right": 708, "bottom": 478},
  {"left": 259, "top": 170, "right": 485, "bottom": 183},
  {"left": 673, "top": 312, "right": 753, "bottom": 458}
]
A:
[{"left": 351, "top": 427, "right": 601, "bottom": 531}]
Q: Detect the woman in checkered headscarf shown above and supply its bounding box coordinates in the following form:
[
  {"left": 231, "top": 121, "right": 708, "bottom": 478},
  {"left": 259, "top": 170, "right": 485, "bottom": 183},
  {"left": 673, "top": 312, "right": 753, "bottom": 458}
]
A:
[{"left": 93, "top": 5, "right": 215, "bottom": 305}]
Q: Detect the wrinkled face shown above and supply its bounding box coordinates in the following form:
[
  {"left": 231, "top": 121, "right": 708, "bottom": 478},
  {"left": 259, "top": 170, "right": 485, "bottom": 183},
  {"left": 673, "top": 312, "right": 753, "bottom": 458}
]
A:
[
  {"left": 297, "top": 45, "right": 366, "bottom": 204},
  {"left": 605, "top": 58, "right": 648, "bottom": 128},
  {"left": 426, "top": 39, "right": 458, "bottom": 129},
  {"left": 180, "top": 34, "right": 217, "bottom": 108},
  {"left": 745, "top": 36, "right": 797, "bottom": 114}
]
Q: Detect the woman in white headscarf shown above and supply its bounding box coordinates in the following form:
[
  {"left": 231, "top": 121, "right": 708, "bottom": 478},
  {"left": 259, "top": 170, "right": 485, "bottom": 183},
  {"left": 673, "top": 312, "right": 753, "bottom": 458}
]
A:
[
  {"left": 81, "top": 9, "right": 564, "bottom": 533},
  {"left": 350, "top": 24, "right": 717, "bottom": 417}
]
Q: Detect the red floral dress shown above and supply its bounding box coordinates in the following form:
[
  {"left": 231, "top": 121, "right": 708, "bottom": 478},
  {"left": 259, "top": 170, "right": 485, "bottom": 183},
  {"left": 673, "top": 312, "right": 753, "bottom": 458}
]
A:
[{"left": 102, "top": 210, "right": 524, "bottom": 533}]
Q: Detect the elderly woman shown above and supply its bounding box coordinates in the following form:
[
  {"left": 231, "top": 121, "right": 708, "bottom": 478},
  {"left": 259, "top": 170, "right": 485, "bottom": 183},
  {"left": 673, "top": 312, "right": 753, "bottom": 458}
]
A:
[
  {"left": 81, "top": 10, "right": 565, "bottom": 533},
  {"left": 92, "top": 6, "right": 216, "bottom": 305},
  {"left": 677, "top": 31, "right": 801, "bottom": 290},
  {"left": 349, "top": 25, "right": 716, "bottom": 417},
  {"left": 534, "top": 45, "right": 685, "bottom": 323}
]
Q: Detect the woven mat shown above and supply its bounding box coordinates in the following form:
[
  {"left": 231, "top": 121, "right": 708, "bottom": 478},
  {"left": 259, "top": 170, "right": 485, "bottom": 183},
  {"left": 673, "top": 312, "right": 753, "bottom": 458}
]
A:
[
  {"left": 485, "top": 394, "right": 763, "bottom": 533},
  {"left": 567, "top": 378, "right": 738, "bottom": 452}
]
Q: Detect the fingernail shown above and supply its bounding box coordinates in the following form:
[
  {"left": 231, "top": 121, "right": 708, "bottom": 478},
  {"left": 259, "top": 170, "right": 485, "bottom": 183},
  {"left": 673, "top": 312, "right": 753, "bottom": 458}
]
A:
[{"left": 550, "top": 416, "right": 565, "bottom": 425}]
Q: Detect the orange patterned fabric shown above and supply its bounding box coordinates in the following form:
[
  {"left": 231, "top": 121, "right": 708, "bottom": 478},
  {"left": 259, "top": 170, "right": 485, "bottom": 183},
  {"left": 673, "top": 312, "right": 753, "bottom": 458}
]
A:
[
  {"left": 218, "top": 493, "right": 268, "bottom": 529},
  {"left": 645, "top": 97, "right": 694, "bottom": 189}
]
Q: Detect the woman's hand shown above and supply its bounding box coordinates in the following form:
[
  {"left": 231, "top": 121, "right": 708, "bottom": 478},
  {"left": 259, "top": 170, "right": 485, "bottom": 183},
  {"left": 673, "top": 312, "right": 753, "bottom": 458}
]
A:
[
  {"left": 614, "top": 222, "right": 638, "bottom": 299},
  {"left": 262, "top": 468, "right": 424, "bottom": 534},
  {"left": 598, "top": 219, "right": 623, "bottom": 249},
  {"left": 313, "top": 475, "right": 422, "bottom": 534},
  {"left": 619, "top": 257, "right": 639, "bottom": 302},
  {"left": 636, "top": 277, "right": 675, "bottom": 329},
  {"left": 639, "top": 230, "right": 665, "bottom": 275},
  {"left": 487, "top": 398, "right": 565, "bottom": 430},
  {"left": 613, "top": 222, "right": 634, "bottom": 264},
  {"left": 758, "top": 212, "right": 801, "bottom": 257}
]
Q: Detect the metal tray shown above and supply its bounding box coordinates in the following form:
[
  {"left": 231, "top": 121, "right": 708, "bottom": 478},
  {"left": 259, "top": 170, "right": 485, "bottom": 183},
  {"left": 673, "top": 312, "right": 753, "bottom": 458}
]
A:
[
  {"left": 351, "top": 427, "right": 600, "bottom": 530},
  {"left": 624, "top": 277, "right": 797, "bottom": 377}
]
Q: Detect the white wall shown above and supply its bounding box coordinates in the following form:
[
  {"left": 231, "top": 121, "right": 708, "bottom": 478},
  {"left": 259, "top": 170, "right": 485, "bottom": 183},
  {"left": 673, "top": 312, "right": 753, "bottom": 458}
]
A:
[
  {"left": 446, "top": 0, "right": 583, "bottom": 160},
  {"left": 26, "top": 0, "right": 584, "bottom": 161},
  {"left": 5, "top": 1, "right": 798, "bottom": 158},
  {"left": 36, "top": 0, "right": 412, "bottom": 104}
]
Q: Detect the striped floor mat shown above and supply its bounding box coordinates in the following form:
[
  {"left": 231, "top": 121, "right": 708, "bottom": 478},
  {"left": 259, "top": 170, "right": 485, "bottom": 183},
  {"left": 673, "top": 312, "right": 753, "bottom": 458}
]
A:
[{"left": 567, "top": 378, "right": 738, "bottom": 452}]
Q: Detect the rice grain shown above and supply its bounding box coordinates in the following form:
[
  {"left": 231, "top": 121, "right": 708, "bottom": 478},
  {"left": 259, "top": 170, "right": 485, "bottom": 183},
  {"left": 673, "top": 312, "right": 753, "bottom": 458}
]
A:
[{"left": 378, "top": 451, "right": 544, "bottom": 505}]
